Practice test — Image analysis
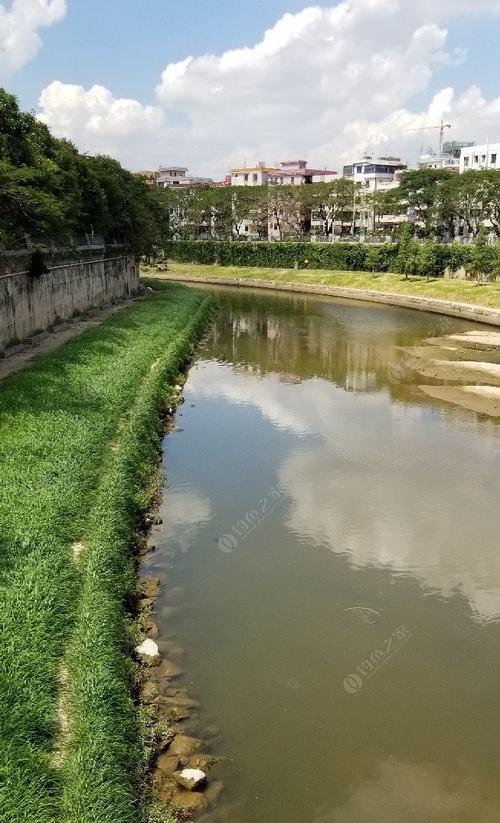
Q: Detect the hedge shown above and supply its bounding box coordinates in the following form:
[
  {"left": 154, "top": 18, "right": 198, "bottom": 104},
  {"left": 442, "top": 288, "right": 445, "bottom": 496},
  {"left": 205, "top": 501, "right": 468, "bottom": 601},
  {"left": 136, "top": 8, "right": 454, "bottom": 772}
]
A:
[{"left": 162, "top": 239, "right": 499, "bottom": 277}]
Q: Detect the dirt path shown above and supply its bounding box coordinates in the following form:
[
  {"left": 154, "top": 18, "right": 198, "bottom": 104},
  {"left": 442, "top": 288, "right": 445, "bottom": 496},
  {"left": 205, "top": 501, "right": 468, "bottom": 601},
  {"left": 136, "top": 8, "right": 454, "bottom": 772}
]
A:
[{"left": 0, "top": 297, "right": 140, "bottom": 381}]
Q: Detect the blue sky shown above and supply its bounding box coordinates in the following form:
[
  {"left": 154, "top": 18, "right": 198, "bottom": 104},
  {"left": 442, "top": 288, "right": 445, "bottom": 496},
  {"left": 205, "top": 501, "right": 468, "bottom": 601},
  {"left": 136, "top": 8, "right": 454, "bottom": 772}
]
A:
[
  {"left": 3, "top": 1, "right": 500, "bottom": 176},
  {"left": 11, "top": 0, "right": 311, "bottom": 109},
  {"left": 10, "top": 1, "right": 500, "bottom": 112}
]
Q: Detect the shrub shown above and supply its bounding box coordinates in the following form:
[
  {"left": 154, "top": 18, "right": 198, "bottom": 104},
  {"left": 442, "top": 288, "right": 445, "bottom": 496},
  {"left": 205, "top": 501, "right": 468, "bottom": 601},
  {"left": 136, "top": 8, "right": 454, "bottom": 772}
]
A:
[
  {"left": 28, "top": 249, "right": 50, "bottom": 278},
  {"left": 163, "top": 239, "right": 500, "bottom": 280}
]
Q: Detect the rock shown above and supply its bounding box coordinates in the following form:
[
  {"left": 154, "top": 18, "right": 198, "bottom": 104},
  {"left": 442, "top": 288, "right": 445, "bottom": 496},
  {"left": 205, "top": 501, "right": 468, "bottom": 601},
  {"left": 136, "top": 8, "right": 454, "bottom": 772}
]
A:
[
  {"left": 170, "top": 789, "right": 208, "bottom": 816},
  {"left": 156, "top": 777, "right": 178, "bottom": 802},
  {"left": 160, "top": 694, "right": 199, "bottom": 712},
  {"left": 140, "top": 680, "right": 160, "bottom": 703},
  {"left": 162, "top": 705, "right": 190, "bottom": 722},
  {"left": 205, "top": 779, "right": 224, "bottom": 805},
  {"left": 147, "top": 621, "right": 160, "bottom": 639},
  {"left": 157, "top": 639, "right": 184, "bottom": 656},
  {"left": 203, "top": 723, "right": 220, "bottom": 740},
  {"left": 140, "top": 577, "right": 161, "bottom": 598},
  {"left": 137, "top": 597, "right": 153, "bottom": 611},
  {"left": 157, "top": 659, "right": 183, "bottom": 679},
  {"left": 153, "top": 516, "right": 163, "bottom": 525},
  {"left": 175, "top": 384, "right": 182, "bottom": 391},
  {"left": 156, "top": 753, "right": 180, "bottom": 773},
  {"left": 174, "top": 768, "right": 206, "bottom": 791},
  {"left": 156, "top": 728, "right": 175, "bottom": 753},
  {"left": 169, "top": 734, "right": 203, "bottom": 759},
  {"left": 138, "top": 614, "right": 159, "bottom": 636},
  {"left": 164, "top": 659, "right": 183, "bottom": 677},
  {"left": 135, "top": 638, "right": 161, "bottom": 666},
  {"left": 188, "top": 754, "right": 219, "bottom": 773}
]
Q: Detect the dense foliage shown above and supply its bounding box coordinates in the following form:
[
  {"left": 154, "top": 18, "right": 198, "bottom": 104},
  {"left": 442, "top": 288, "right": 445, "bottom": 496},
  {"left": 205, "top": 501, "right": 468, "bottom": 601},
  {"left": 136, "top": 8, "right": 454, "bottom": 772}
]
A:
[
  {"left": 381, "top": 168, "right": 500, "bottom": 240},
  {"left": 160, "top": 179, "right": 359, "bottom": 242},
  {"left": 160, "top": 170, "right": 500, "bottom": 244},
  {"left": 0, "top": 283, "right": 212, "bottom": 823},
  {"left": 0, "top": 89, "right": 166, "bottom": 253},
  {"left": 163, "top": 238, "right": 500, "bottom": 279}
]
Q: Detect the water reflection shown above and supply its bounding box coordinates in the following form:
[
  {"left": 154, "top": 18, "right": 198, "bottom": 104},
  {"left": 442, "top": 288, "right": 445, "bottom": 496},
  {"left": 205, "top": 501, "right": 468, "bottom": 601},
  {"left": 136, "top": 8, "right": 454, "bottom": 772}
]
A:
[
  {"left": 316, "top": 761, "right": 500, "bottom": 823},
  {"left": 153, "top": 287, "right": 500, "bottom": 823},
  {"left": 206, "top": 290, "right": 464, "bottom": 398}
]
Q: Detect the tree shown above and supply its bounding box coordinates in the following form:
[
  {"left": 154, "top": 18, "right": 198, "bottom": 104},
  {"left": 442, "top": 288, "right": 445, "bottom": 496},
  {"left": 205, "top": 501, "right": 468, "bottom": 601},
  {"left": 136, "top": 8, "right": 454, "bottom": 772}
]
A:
[
  {"left": 0, "top": 88, "right": 166, "bottom": 253},
  {"left": 383, "top": 168, "right": 451, "bottom": 238},
  {"left": 230, "top": 186, "right": 268, "bottom": 239},
  {"left": 364, "top": 245, "right": 380, "bottom": 276},
  {"left": 469, "top": 227, "right": 497, "bottom": 282},
  {"left": 267, "top": 185, "right": 304, "bottom": 240},
  {"left": 305, "top": 178, "right": 358, "bottom": 240}
]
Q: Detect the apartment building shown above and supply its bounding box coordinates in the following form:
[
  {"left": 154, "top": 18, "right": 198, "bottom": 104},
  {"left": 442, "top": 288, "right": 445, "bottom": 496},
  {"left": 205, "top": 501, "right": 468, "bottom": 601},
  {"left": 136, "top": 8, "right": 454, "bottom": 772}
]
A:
[
  {"left": 343, "top": 156, "right": 407, "bottom": 191},
  {"left": 231, "top": 159, "right": 337, "bottom": 187},
  {"left": 137, "top": 166, "right": 214, "bottom": 188},
  {"left": 460, "top": 144, "right": 500, "bottom": 173}
]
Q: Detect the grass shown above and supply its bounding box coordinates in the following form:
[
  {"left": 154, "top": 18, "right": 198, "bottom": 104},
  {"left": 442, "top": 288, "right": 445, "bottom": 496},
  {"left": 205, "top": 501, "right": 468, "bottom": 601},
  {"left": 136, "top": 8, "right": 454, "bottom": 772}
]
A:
[
  {"left": 147, "top": 261, "right": 500, "bottom": 311},
  {"left": 0, "top": 280, "right": 212, "bottom": 823}
]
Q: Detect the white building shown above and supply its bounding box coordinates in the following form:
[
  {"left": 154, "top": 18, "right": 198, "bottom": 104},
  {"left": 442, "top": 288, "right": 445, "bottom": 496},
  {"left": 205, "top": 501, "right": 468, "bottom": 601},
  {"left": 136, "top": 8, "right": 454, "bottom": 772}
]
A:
[
  {"left": 155, "top": 166, "right": 213, "bottom": 188},
  {"left": 460, "top": 144, "right": 500, "bottom": 173},
  {"left": 342, "top": 156, "right": 407, "bottom": 191},
  {"left": 418, "top": 153, "right": 460, "bottom": 172},
  {"left": 231, "top": 159, "right": 337, "bottom": 187}
]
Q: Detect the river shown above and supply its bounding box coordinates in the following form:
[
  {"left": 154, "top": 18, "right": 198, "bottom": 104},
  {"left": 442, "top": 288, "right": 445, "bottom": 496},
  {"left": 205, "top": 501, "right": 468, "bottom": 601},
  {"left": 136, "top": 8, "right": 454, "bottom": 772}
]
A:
[{"left": 143, "top": 286, "right": 500, "bottom": 823}]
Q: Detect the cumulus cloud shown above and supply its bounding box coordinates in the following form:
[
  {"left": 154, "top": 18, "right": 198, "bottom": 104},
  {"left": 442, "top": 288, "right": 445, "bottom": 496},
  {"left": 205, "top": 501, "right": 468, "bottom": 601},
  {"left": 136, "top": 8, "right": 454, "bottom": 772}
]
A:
[
  {"left": 38, "top": 81, "right": 167, "bottom": 164},
  {"left": 0, "top": 0, "right": 66, "bottom": 81},
  {"left": 36, "top": 0, "right": 500, "bottom": 175}
]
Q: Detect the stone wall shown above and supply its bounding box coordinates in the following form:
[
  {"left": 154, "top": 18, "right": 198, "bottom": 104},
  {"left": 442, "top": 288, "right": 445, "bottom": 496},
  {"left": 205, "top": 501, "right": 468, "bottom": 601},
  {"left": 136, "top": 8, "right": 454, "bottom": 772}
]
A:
[{"left": 0, "top": 254, "right": 139, "bottom": 354}]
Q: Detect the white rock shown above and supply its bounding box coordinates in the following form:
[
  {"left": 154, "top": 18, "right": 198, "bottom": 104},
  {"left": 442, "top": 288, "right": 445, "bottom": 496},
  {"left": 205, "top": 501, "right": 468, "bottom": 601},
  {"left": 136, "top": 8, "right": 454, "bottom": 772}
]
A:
[
  {"left": 175, "top": 767, "right": 207, "bottom": 790},
  {"left": 135, "top": 639, "right": 159, "bottom": 658}
]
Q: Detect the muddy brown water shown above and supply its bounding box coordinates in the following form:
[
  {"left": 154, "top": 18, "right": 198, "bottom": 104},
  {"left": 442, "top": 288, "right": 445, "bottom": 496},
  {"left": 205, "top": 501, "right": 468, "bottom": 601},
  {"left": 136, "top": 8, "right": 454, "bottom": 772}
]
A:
[{"left": 143, "top": 286, "right": 500, "bottom": 823}]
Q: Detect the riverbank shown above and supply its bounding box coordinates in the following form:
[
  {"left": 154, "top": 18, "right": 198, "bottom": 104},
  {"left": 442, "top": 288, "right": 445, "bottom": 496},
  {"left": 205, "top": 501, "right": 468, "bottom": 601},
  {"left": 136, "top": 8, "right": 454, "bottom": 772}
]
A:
[
  {"left": 144, "top": 263, "right": 500, "bottom": 327},
  {"left": 0, "top": 281, "right": 212, "bottom": 823}
]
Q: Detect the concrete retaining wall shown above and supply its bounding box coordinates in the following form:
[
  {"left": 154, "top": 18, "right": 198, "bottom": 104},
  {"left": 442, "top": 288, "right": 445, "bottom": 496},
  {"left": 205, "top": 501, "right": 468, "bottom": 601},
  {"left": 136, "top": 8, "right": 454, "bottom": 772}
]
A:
[
  {"left": 0, "top": 255, "right": 139, "bottom": 354},
  {"left": 151, "top": 273, "right": 500, "bottom": 328}
]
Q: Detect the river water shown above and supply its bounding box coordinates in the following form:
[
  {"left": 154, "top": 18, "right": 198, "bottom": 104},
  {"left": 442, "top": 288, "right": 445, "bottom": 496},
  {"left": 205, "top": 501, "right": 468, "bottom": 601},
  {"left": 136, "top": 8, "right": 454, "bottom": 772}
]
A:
[{"left": 145, "top": 286, "right": 500, "bottom": 823}]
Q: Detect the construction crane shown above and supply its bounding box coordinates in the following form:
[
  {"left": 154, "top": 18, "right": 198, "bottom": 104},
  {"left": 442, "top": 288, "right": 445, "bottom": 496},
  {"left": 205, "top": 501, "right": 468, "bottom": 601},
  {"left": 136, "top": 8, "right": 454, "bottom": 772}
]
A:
[{"left": 405, "top": 119, "right": 452, "bottom": 156}]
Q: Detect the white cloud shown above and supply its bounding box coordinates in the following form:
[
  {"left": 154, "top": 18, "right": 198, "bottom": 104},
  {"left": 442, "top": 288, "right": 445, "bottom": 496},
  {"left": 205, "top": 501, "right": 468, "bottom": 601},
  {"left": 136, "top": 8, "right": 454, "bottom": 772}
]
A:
[
  {"left": 38, "top": 81, "right": 167, "bottom": 166},
  {"left": 36, "top": 0, "right": 500, "bottom": 175},
  {"left": 0, "top": 0, "right": 66, "bottom": 81}
]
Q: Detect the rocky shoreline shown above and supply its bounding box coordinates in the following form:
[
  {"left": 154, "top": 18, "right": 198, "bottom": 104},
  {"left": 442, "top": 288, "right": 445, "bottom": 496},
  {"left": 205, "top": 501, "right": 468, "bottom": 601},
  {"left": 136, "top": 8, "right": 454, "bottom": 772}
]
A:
[{"left": 134, "top": 378, "right": 223, "bottom": 821}]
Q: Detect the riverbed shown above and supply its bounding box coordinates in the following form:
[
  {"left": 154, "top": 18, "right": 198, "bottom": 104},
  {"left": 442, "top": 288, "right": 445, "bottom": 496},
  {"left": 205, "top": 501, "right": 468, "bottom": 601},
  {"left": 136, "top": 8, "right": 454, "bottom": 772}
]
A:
[{"left": 143, "top": 286, "right": 500, "bottom": 822}]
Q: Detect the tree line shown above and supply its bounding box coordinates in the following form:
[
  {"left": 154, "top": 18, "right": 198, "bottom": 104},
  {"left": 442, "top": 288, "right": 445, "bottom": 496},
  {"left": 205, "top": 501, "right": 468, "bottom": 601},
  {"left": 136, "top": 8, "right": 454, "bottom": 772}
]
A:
[
  {"left": 161, "top": 168, "right": 500, "bottom": 243},
  {"left": 0, "top": 89, "right": 166, "bottom": 253}
]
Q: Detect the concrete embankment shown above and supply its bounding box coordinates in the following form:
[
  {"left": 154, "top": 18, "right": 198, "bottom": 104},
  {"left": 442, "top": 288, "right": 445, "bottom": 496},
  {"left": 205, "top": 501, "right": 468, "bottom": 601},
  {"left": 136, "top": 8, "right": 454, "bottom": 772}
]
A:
[
  {"left": 149, "top": 272, "right": 500, "bottom": 328},
  {"left": 0, "top": 254, "right": 139, "bottom": 354}
]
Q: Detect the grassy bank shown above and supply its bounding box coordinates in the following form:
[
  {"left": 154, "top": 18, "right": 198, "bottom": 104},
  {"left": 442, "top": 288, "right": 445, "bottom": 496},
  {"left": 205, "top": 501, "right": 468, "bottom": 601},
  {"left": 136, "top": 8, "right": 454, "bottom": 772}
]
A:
[
  {"left": 145, "top": 262, "right": 500, "bottom": 310},
  {"left": 0, "top": 281, "right": 212, "bottom": 823}
]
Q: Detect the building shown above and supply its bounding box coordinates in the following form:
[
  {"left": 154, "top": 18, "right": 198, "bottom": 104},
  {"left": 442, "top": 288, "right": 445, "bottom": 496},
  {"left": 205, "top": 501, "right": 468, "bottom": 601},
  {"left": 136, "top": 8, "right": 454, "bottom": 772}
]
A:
[
  {"left": 156, "top": 166, "right": 214, "bottom": 188},
  {"left": 136, "top": 166, "right": 214, "bottom": 188},
  {"left": 342, "top": 156, "right": 407, "bottom": 191},
  {"left": 417, "top": 153, "right": 460, "bottom": 172},
  {"left": 460, "top": 144, "right": 500, "bottom": 173},
  {"left": 230, "top": 159, "right": 337, "bottom": 187},
  {"left": 443, "top": 141, "right": 474, "bottom": 159}
]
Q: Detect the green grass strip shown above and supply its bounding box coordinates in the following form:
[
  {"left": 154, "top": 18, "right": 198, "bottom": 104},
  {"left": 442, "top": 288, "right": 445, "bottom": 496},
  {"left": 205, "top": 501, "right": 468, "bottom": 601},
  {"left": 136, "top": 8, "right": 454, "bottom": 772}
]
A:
[
  {"left": 150, "top": 261, "right": 500, "bottom": 310},
  {"left": 0, "top": 281, "right": 212, "bottom": 823}
]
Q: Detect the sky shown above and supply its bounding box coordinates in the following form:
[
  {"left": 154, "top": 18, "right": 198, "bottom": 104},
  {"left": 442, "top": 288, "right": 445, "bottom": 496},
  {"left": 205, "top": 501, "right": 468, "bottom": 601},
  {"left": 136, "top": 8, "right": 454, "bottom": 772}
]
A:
[{"left": 2, "top": 0, "right": 500, "bottom": 178}]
